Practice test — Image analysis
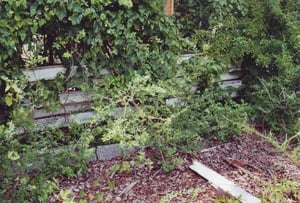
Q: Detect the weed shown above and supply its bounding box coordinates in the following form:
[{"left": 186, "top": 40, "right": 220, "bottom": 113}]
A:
[
  {"left": 261, "top": 178, "right": 300, "bottom": 203},
  {"left": 242, "top": 124, "right": 300, "bottom": 166},
  {"left": 215, "top": 195, "right": 242, "bottom": 203},
  {"left": 160, "top": 187, "right": 203, "bottom": 203},
  {"left": 55, "top": 189, "right": 75, "bottom": 203}
]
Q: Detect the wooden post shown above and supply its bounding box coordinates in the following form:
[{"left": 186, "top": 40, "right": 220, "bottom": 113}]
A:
[{"left": 164, "top": 0, "right": 174, "bottom": 16}]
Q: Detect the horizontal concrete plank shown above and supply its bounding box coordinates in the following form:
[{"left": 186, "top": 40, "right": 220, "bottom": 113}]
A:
[
  {"left": 32, "top": 102, "right": 91, "bottom": 119},
  {"left": 22, "top": 65, "right": 66, "bottom": 82},
  {"left": 59, "top": 91, "right": 94, "bottom": 104}
]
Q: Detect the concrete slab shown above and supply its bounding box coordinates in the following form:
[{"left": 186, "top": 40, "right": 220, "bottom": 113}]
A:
[{"left": 96, "top": 144, "right": 123, "bottom": 160}]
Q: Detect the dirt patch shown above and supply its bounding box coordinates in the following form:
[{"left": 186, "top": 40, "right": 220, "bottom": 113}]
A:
[{"left": 47, "top": 134, "right": 300, "bottom": 202}]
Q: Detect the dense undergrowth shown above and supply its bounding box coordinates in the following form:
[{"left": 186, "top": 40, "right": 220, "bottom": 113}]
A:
[
  {"left": 0, "top": 0, "right": 299, "bottom": 202},
  {"left": 175, "top": 0, "right": 300, "bottom": 136}
]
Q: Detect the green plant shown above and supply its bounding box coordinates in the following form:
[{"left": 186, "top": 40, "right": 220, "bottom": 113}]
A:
[
  {"left": 0, "top": 130, "right": 90, "bottom": 202},
  {"left": 55, "top": 189, "right": 75, "bottom": 203},
  {"left": 161, "top": 157, "right": 183, "bottom": 172},
  {"left": 290, "top": 144, "right": 300, "bottom": 167},
  {"left": 0, "top": 1, "right": 276, "bottom": 202},
  {"left": 175, "top": 0, "right": 300, "bottom": 137},
  {"left": 261, "top": 178, "right": 300, "bottom": 203},
  {"left": 160, "top": 187, "right": 203, "bottom": 203},
  {"left": 0, "top": 0, "right": 182, "bottom": 201},
  {"left": 133, "top": 150, "right": 154, "bottom": 170},
  {"left": 247, "top": 78, "right": 300, "bottom": 135},
  {"left": 105, "top": 151, "right": 154, "bottom": 180},
  {"left": 96, "top": 192, "right": 104, "bottom": 202},
  {"left": 242, "top": 124, "right": 300, "bottom": 167},
  {"left": 215, "top": 195, "right": 242, "bottom": 203},
  {"left": 176, "top": 0, "right": 300, "bottom": 65},
  {"left": 108, "top": 181, "right": 116, "bottom": 190},
  {"left": 289, "top": 120, "right": 300, "bottom": 164},
  {"left": 88, "top": 54, "right": 248, "bottom": 171}
]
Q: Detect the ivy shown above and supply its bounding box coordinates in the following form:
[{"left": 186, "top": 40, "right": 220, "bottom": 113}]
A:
[
  {"left": 3, "top": 0, "right": 298, "bottom": 201},
  {"left": 0, "top": 0, "right": 180, "bottom": 122},
  {"left": 0, "top": 1, "right": 183, "bottom": 201}
]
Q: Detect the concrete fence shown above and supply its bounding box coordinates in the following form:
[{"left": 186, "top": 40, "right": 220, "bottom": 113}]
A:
[{"left": 18, "top": 55, "right": 241, "bottom": 132}]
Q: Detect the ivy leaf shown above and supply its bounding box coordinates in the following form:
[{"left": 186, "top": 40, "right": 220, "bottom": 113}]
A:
[
  {"left": 38, "top": 19, "right": 46, "bottom": 27},
  {"left": 30, "top": 4, "right": 37, "bottom": 15},
  {"left": 56, "top": 8, "right": 67, "bottom": 20},
  {"left": 70, "top": 14, "right": 83, "bottom": 25},
  {"left": 118, "top": 0, "right": 133, "bottom": 8},
  {"left": 63, "top": 52, "right": 72, "bottom": 59},
  {"left": 8, "top": 151, "right": 20, "bottom": 161},
  {"left": 5, "top": 94, "right": 13, "bottom": 106}
]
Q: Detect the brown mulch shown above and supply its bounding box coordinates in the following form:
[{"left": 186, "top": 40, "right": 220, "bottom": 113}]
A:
[{"left": 47, "top": 134, "right": 300, "bottom": 203}]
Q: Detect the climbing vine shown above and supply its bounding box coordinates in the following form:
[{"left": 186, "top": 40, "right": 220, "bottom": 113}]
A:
[{"left": 0, "top": 0, "right": 183, "bottom": 201}]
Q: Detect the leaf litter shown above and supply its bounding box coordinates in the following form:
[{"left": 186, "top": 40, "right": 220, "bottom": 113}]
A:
[{"left": 47, "top": 134, "right": 300, "bottom": 202}]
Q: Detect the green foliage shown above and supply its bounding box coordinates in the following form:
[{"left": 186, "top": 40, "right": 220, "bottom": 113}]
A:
[
  {"left": 174, "top": 1, "right": 210, "bottom": 36},
  {"left": 55, "top": 189, "right": 75, "bottom": 203},
  {"left": 91, "top": 72, "right": 200, "bottom": 153},
  {"left": 175, "top": 0, "right": 300, "bottom": 136},
  {"left": 176, "top": 0, "right": 300, "bottom": 65},
  {"left": 248, "top": 78, "right": 300, "bottom": 135},
  {"left": 160, "top": 187, "right": 203, "bottom": 203},
  {"left": 0, "top": 0, "right": 181, "bottom": 201},
  {"left": 0, "top": 0, "right": 179, "bottom": 121},
  {"left": 161, "top": 157, "right": 183, "bottom": 172},
  {"left": 242, "top": 123, "right": 300, "bottom": 167},
  {"left": 215, "top": 195, "right": 242, "bottom": 203},
  {"left": 90, "top": 56, "right": 248, "bottom": 159},
  {"left": 0, "top": 125, "right": 91, "bottom": 202},
  {"left": 0, "top": 0, "right": 263, "bottom": 202},
  {"left": 261, "top": 178, "right": 300, "bottom": 203},
  {"left": 96, "top": 192, "right": 104, "bottom": 202}
]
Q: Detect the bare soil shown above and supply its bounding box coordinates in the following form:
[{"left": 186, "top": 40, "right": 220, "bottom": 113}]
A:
[{"left": 47, "top": 134, "right": 300, "bottom": 203}]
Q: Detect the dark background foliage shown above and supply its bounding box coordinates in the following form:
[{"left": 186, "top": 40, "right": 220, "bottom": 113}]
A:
[{"left": 175, "top": 0, "right": 300, "bottom": 135}]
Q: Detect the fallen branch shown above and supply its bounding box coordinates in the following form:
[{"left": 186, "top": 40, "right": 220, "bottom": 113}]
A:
[{"left": 118, "top": 181, "right": 139, "bottom": 198}]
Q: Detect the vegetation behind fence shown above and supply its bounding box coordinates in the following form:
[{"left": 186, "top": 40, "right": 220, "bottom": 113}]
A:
[
  {"left": 0, "top": 0, "right": 299, "bottom": 202},
  {"left": 0, "top": 1, "right": 183, "bottom": 201}
]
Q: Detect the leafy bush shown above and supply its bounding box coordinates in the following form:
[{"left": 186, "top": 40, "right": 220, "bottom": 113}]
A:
[
  {"left": 175, "top": 0, "right": 300, "bottom": 135},
  {"left": 90, "top": 56, "right": 248, "bottom": 156},
  {"left": 0, "top": 123, "right": 92, "bottom": 202},
  {"left": 0, "top": 0, "right": 180, "bottom": 123},
  {"left": 176, "top": 0, "right": 300, "bottom": 64},
  {"left": 0, "top": 0, "right": 181, "bottom": 201},
  {"left": 0, "top": 0, "right": 260, "bottom": 201},
  {"left": 248, "top": 78, "right": 300, "bottom": 135}
]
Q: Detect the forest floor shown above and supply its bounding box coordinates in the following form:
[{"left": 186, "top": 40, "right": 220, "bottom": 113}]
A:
[{"left": 47, "top": 134, "right": 300, "bottom": 203}]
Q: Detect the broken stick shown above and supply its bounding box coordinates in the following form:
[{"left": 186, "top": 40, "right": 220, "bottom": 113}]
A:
[{"left": 118, "top": 181, "right": 138, "bottom": 198}]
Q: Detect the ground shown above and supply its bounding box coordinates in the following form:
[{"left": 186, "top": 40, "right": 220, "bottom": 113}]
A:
[{"left": 47, "top": 134, "right": 300, "bottom": 203}]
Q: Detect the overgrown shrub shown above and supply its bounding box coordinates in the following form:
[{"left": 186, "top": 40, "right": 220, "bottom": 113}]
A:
[
  {"left": 0, "top": 123, "right": 93, "bottom": 202},
  {"left": 0, "top": 0, "right": 181, "bottom": 201},
  {"left": 175, "top": 0, "right": 300, "bottom": 135},
  {"left": 248, "top": 78, "right": 300, "bottom": 135},
  {"left": 175, "top": 0, "right": 300, "bottom": 64},
  {"left": 89, "top": 56, "right": 248, "bottom": 156},
  {"left": 0, "top": 0, "right": 180, "bottom": 123},
  {"left": 0, "top": 0, "right": 265, "bottom": 201}
]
